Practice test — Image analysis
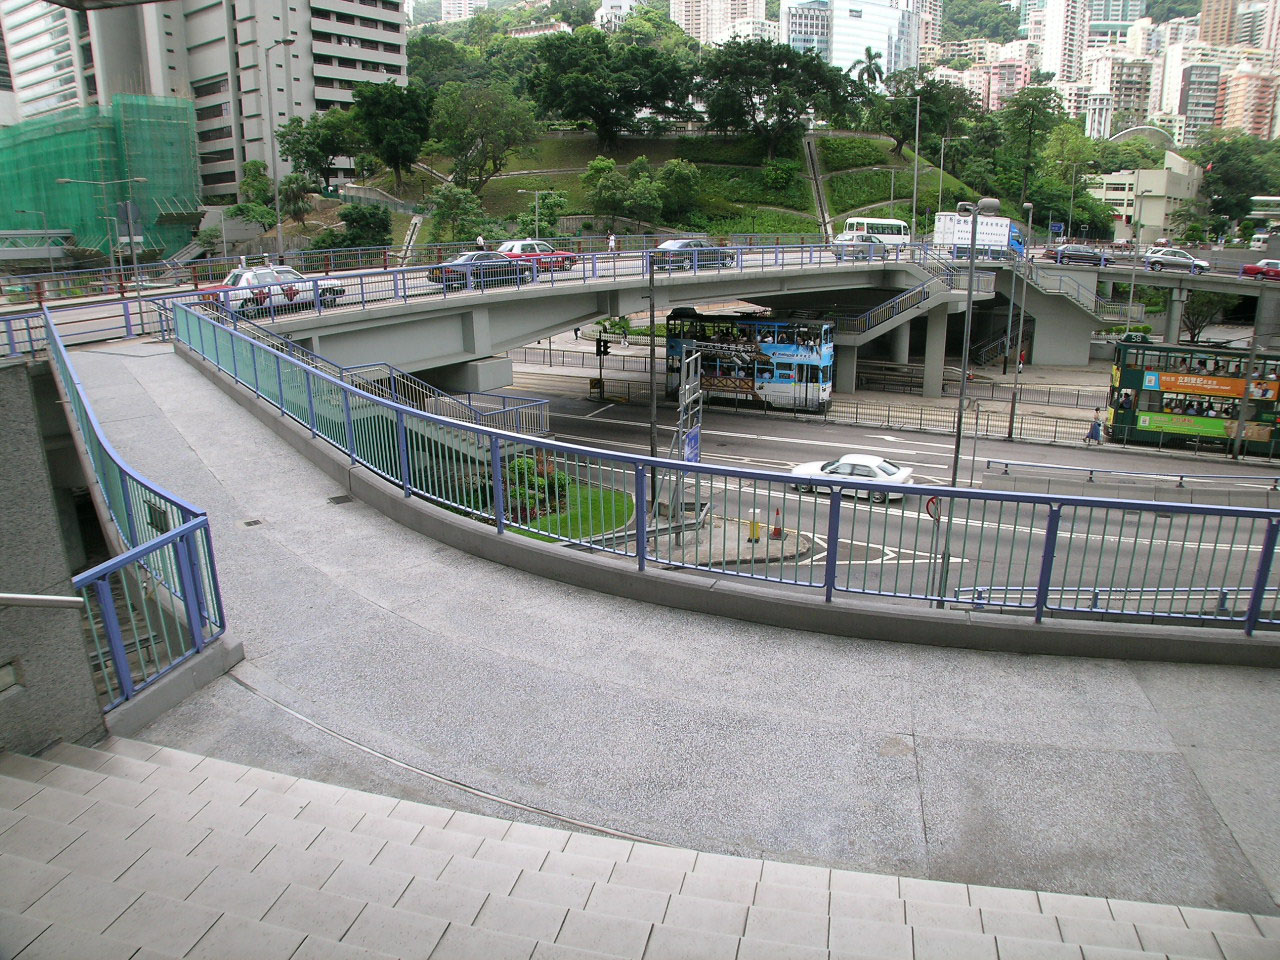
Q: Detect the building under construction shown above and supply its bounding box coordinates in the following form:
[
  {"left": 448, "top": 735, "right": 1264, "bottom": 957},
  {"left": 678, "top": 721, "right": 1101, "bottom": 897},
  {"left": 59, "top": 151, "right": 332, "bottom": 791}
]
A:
[{"left": 0, "top": 94, "right": 202, "bottom": 267}]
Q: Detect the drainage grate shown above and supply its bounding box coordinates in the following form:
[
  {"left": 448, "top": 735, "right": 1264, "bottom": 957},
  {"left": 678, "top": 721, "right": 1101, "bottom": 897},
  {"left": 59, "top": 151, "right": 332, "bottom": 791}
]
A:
[
  {"left": 328, "top": 495, "right": 354, "bottom": 505},
  {"left": 243, "top": 519, "right": 263, "bottom": 527}
]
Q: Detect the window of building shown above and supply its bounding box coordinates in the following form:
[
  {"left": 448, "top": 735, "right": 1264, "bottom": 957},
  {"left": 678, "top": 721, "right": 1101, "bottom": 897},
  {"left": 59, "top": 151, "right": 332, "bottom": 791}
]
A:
[
  {"left": 193, "top": 77, "right": 229, "bottom": 97},
  {"left": 200, "top": 148, "right": 235, "bottom": 164},
  {"left": 195, "top": 102, "right": 229, "bottom": 121},
  {"left": 201, "top": 170, "right": 237, "bottom": 186},
  {"left": 198, "top": 125, "right": 233, "bottom": 142}
]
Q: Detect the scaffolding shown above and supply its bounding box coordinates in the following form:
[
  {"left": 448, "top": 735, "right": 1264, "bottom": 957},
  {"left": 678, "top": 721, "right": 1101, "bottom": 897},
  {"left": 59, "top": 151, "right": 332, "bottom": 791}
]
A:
[{"left": 0, "top": 95, "right": 202, "bottom": 261}]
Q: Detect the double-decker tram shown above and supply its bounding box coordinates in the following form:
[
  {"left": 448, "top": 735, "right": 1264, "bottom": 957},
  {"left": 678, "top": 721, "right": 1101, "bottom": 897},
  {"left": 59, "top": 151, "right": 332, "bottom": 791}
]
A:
[
  {"left": 665, "top": 308, "right": 834, "bottom": 412},
  {"left": 1108, "top": 340, "right": 1280, "bottom": 453}
]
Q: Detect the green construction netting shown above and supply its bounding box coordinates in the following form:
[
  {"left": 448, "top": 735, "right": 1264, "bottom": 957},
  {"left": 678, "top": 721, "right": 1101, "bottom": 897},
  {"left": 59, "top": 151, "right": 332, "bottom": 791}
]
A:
[{"left": 0, "top": 94, "right": 201, "bottom": 261}]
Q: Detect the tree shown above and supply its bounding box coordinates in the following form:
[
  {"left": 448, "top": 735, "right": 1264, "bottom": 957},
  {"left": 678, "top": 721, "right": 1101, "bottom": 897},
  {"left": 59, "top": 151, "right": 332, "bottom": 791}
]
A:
[
  {"left": 851, "top": 46, "right": 885, "bottom": 89},
  {"left": 657, "top": 159, "right": 700, "bottom": 220},
  {"left": 309, "top": 204, "right": 393, "bottom": 250},
  {"left": 1189, "top": 131, "right": 1275, "bottom": 222},
  {"left": 224, "top": 202, "right": 277, "bottom": 229},
  {"left": 238, "top": 160, "right": 274, "bottom": 206},
  {"left": 625, "top": 172, "right": 664, "bottom": 226},
  {"left": 529, "top": 30, "right": 695, "bottom": 146},
  {"left": 875, "top": 71, "right": 976, "bottom": 161},
  {"left": 701, "top": 39, "right": 854, "bottom": 159},
  {"left": 352, "top": 81, "right": 434, "bottom": 191},
  {"left": 997, "top": 86, "right": 1065, "bottom": 208},
  {"left": 1182, "top": 291, "right": 1241, "bottom": 343},
  {"left": 277, "top": 112, "right": 363, "bottom": 192},
  {"left": 1145, "top": 0, "right": 1199, "bottom": 22},
  {"left": 425, "top": 183, "right": 497, "bottom": 242},
  {"left": 940, "top": 0, "right": 1019, "bottom": 42},
  {"left": 431, "top": 83, "right": 539, "bottom": 193},
  {"left": 580, "top": 157, "right": 632, "bottom": 223},
  {"left": 278, "top": 173, "right": 314, "bottom": 225}
]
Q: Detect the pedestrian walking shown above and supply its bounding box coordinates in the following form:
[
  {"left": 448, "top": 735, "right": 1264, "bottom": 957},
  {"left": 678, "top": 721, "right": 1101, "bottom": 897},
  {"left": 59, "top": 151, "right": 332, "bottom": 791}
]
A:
[
  {"left": 607, "top": 232, "right": 617, "bottom": 253},
  {"left": 1018, "top": 350, "right": 1025, "bottom": 375},
  {"left": 573, "top": 327, "right": 580, "bottom": 341},
  {"left": 1085, "top": 407, "right": 1103, "bottom": 445},
  {"left": 475, "top": 234, "right": 485, "bottom": 251}
]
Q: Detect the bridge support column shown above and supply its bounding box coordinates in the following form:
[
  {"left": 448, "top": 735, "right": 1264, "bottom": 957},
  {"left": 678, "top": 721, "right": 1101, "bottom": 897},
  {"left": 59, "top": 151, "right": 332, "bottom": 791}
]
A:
[
  {"left": 1165, "top": 288, "right": 1188, "bottom": 344},
  {"left": 922, "top": 305, "right": 947, "bottom": 399},
  {"left": 835, "top": 344, "right": 858, "bottom": 393},
  {"left": 891, "top": 321, "right": 910, "bottom": 365},
  {"left": 1255, "top": 285, "right": 1280, "bottom": 351}
]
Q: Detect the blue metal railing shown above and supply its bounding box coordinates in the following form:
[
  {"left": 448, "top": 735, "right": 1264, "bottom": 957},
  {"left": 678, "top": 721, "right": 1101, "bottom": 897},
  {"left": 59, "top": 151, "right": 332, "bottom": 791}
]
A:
[
  {"left": 174, "top": 300, "right": 1280, "bottom": 635},
  {"left": 44, "top": 308, "right": 226, "bottom": 710}
]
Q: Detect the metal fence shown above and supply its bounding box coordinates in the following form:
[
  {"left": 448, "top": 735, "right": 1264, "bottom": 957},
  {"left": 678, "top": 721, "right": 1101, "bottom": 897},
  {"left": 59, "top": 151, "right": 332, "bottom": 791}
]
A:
[
  {"left": 174, "top": 300, "right": 1280, "bottom": 635},
  {"left": 43, "top": 309, "right": 226, "bottom": 710}
]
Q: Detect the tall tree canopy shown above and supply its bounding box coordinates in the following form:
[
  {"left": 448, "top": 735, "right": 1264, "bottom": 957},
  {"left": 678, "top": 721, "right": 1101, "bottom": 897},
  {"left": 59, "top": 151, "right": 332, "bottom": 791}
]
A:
[
  {"left": 352, "top": 80, "right": 434, "bottom": 190},
  {"left": 276, "top": 108, "right": 365, "bottom": 190},
  {"left": 1189, "top": 131, "right": 1280, "bottom": 222},
  {"left": 940, "top": 0, "right": 1019, "bottom": 42},
  {"left": 529, "top": 30, "right": 694, "bottom": 146},
  {"left": 998, "top": 86, "right": 1065, "bottom": 207},
  {"left": 701, "top": 39, "right": 853, "bottom": 159},
  {"left": 431, "top": 83, "right": 539, "bottom": 193}
]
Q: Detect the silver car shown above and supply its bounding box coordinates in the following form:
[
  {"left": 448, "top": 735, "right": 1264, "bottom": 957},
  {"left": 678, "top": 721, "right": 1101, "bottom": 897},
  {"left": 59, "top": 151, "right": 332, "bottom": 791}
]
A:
[{"left": 1144, "top": 248, "right": 1209, "bottom": 274}]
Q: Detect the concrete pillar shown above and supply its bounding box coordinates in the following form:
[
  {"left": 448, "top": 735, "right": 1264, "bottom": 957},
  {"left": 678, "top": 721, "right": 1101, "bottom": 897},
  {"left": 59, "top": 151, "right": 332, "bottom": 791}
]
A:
[
  {"left": 891, "top": 321, "right": 910, "bottom": 365},
  {"left": 1165, "top": 288, "right": 1188, "bottom": 344},
  {"left": 1256, "top": 285, "right": 1280, "bottom": 352},
  {"left": 923, "top": 305, "right": 948, "bottom": 399},
  {"left": 1099, "top": 280, "right": 1114, "bottom": 298},
  {"left": 834, "top": 344, "right": 858, "bottom": 393}
]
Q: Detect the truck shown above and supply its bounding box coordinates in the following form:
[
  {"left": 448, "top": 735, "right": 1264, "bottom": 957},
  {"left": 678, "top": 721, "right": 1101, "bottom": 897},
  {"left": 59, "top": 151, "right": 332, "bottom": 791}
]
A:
[{"left": 932, "top": 212, "right": 1025, "bottom": 259}]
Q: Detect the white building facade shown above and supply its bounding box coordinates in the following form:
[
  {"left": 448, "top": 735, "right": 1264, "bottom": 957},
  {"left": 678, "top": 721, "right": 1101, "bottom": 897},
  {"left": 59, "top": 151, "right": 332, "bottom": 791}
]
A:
[{"left": 828, "top": 0, "right": 919, "bottom": 76}]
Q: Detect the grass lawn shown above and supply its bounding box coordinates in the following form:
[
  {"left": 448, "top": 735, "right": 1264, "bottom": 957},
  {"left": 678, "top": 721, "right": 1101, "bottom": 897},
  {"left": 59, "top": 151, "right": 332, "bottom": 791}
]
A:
[
  {"left": 522, "top": 482, "right": 634, "bottom": 540},
  {"left": 827, "top": 167, "right": 975, "bottom": 222},
  {"left": 817, "top": 136, "right": 899, "bottom": 173},
  {"left": 697, "top": 166, "right": 814, "bottom": 213},
  {"left": 508, "top": 136, "right": 681, "bottom": 171},
  {"left": 700, "top": 206, "right": 820, "bottom": 236},
  {"left": 482, "top": 172, "right": 588, "bottom": 219}
]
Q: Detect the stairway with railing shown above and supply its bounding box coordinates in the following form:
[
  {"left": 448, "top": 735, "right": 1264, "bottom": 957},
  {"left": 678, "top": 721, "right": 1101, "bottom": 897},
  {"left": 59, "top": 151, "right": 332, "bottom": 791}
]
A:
[
  {"left": 1015, "top": 256, "right": 1141, "bottom": 327},
  {"left": 833, "top": 266, "right": 997, "bottom": 339}
]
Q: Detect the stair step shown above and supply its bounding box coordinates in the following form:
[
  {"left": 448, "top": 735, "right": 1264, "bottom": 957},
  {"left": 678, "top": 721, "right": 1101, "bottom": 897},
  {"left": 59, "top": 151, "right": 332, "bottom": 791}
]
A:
[{"left": 1, "top": 741, "right": 1274, "bottom": 959}]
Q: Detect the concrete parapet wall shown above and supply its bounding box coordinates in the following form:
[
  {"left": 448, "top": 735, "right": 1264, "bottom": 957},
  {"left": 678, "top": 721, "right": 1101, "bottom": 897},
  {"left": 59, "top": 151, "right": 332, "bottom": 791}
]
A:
[{"left": 178, "top": 343, "right": 1280, "bottom": 668}]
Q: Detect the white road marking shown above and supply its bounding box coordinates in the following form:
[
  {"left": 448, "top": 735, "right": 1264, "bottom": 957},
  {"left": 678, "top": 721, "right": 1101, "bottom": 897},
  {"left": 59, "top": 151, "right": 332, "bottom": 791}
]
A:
[{"left": 584, "top": 403, "right": 616, "bottom": 418}]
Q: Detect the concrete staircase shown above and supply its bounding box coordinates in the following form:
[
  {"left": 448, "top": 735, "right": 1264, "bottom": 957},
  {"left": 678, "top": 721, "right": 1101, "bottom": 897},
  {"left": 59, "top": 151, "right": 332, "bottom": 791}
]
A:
[{"left": 2, "top": 739, "right": 1276, "bottom": 959}]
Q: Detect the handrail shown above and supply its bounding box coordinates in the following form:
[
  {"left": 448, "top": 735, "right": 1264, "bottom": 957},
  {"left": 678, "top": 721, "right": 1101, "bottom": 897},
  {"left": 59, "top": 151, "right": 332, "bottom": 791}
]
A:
[
  {"left": 0, "top": 592, "right": 85, "bottom": 608},
  {"left": 175, "top": 298, "right": 1280, "bottom": 636},
  {"left": 986, "top": 458, "right": 1280, "bottom": 489}
]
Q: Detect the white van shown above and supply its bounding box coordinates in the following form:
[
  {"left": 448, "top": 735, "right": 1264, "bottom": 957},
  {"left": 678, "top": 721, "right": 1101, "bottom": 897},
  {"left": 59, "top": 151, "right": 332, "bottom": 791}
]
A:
[{"left": 1251, "top": 234, "right": 1271, "bottom": 250}]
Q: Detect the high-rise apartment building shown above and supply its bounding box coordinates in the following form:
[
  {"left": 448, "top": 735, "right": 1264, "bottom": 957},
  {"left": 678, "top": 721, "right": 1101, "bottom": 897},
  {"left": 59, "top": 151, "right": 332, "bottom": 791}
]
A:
[
  {"left": 917, "top": 0, "right": 940, "bottom": 47},
  {"left": 0, "top": 0, "right": 407, "bottom": 198},
  {"left": 782, "top": 0, "right": 831, "bottom": 58},
  {"left": 671, "top": 0, "right": 765, "bottom": 45},
  {"left": 1085, "top": 50, "right": 1153, "bottom": 125},
  {"left": 1040, "top": 0, "right": 1089, "bottom": 82},
  {"left": 440, "top": 0, "right": 487, "bottom": 22},
  {"left": 828, "top": 0, "right": 919, "bottom": 76},
  {"left": 1088, "top": 0, "right": 1143, "bottom": 47},
  {"left": 0, "top": 20, "right": 15, "bottom": 124},
  {"left": 1236, "top": 0, "right": 1270, "bottom": 45},
  {"left": 1264, "top": 0, "right": 1280, "bottom": 68},
  {"left": 1198, "top": 0, "right": 1235, "bottom": 45},
  {"left": 1178, "top": 61, "right": 1222, "bottom": 141},
  {"left": 1217, "top": 66, "right": 1278, "bottom": 138},
  {"left": 0, "top": 0, "right": 96, "bottom": 120}
]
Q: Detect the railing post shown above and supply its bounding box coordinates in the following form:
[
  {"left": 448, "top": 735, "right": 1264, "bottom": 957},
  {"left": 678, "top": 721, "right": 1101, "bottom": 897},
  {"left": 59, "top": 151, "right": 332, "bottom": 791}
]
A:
[
  {"left": 229, "top": 325, "right": 239, "bottom": 383},
  {"left": 305, "top": 370, "right": 317, "bottom": 437},
  {"left": 342, "top": 389, "right": 356, "bottom": 464},
  {"left": 823, "top": 488, "right": 842, "bottom": 602},
  {"left": 635, "top": 464, "right": 647, "bottom": 572},
  {"left": 491, "top": 436, "right": 506, "bottom": 534},
  {"left": 396, "top": 409, "right": 413, "bottom": 498},
  {"left": 1244, "top": 519, "right": 1280, "bottom": 635},
  {"left": 1033, "top": 504, "right": 1063, "bottom": 623},
  {"left": 93, "top": 577, "right": 135, "bottom": 701},
  {"left": 122, "top": 300, "right": 133, "bottom": 339},
  {"left": 275, "top": 354, "right": 286, "bottom": 415},
  {"left": 173, "top": 534, "right": 207, "bottom": 652}
]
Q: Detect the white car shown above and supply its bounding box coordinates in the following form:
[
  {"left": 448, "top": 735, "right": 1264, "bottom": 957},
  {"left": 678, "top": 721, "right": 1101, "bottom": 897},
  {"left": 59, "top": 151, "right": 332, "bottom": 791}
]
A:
[
  {"left": 789, "top": 454, "right": 914, "bottom": 502},
  {"left": 206, "top": 265, "right": 346, "bottom": 316},
  {"left": 1144, "top": 248, "right": 1210, "bottom": 274}
]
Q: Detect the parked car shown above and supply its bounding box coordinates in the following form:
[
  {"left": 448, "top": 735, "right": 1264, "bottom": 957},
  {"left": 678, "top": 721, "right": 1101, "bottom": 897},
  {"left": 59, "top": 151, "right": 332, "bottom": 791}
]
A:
[
  {"left": 1144, "top": 247, "right": 1209, "bottom": 274},
  {"left": 1042, "top": 244, "right": 1110, "bottom": 266},
  {"left": 495, "top": 239, "right": 577, "bottom": 271},
  {"left": 204, "top": 265, "right": 345, "bottom": 316},
  {"left": 425, "top": 251, "right": 534, "bottom": 290},
  {"left": 652, "top": 238, "right": 736, "bottom": 270},
  {"left": 831, "top": 232, "right": 888, "bottom": 261},
  {"left": 1242, "top": 258, "right": 1280, "bottom": 280},
  {"left": 789, "top": 453, "right": 914, "bottom": 502}
]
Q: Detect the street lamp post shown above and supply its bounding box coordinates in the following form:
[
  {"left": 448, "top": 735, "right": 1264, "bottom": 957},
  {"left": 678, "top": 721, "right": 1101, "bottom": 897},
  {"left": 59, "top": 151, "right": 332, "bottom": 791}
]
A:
[
  {"left": 516, "top": 189, "right": 553, "bottom": 239},
  {"left": 937, "top": 136, "right": 968, "bottom": 213},
  {"left": 887, "top": 94, "right": 921, "bottom": 236},
  {"left": 15, "top": 209, "right": 54, "bottom": 277},
  {"left": 1008, "top": 202, "right": 1033, "bottom": 438},
  {"left": 1126, "top": 188, "right": 1152, "bottom": 334},
  {"left": 262, "top": 37, "right": 296, "bottom": 261}
]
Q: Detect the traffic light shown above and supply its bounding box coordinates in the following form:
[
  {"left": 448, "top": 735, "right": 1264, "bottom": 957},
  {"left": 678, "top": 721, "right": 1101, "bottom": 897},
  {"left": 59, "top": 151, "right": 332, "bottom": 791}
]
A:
[{"left": 596, "top": 338, "right": 611, "bottom": 357}]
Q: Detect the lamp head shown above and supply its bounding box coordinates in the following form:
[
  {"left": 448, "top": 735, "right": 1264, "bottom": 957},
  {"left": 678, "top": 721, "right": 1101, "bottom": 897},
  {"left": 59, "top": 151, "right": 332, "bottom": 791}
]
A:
[
  {"left": 55, "top": 178, "right": 71, "bottom": 184},
  {"left": 132, "top": 177, "right": 148, "bottom": 184}
]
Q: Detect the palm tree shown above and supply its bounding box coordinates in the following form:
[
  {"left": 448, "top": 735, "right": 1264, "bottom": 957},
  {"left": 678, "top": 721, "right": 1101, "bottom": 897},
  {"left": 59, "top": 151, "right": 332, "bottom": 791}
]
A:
[{"left": 852, "top": 47, "right": 885, "bottom": 89}]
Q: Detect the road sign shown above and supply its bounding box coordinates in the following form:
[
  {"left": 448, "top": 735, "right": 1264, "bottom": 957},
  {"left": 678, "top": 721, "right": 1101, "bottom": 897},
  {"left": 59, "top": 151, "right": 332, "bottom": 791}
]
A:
[
  {"left": 683, "top": 424, "right": 700, "bottom": 462},
  {"left": 1049, "top": 222, "right": 1064, "bottom": 234},
  {"left": 925, "top": 495, "right": 940, "bottom": 523}
]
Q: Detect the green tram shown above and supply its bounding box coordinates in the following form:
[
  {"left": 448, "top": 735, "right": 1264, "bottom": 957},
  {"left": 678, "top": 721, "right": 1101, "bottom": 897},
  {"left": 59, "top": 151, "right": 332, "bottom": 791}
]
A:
[{"left": 1108, "top": 341, "right": 1280, "bottom": 454}]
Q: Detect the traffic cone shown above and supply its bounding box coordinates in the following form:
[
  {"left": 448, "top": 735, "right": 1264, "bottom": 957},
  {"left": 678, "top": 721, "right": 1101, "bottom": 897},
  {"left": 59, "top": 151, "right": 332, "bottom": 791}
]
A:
[{"left": 770, "top": 508, "right": 783, "bottom": 540}]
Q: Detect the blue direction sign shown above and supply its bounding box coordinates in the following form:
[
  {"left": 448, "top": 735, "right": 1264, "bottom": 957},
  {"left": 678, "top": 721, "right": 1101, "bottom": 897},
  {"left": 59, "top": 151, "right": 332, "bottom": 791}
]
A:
[
  {"left": 1049, "top": 222, "right": 1064, "bottom": 234},
  {"left": 683, "top": 424, "right": 701, "bottom": 462}
]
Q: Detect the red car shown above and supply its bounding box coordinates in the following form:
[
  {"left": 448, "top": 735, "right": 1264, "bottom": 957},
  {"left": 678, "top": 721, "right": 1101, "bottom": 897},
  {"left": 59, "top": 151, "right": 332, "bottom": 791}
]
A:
[
  {"left": 1242, "top": 258, "right": 1280, "bottom": 280},
  {"left": 496, "top": 239, "right": 577, "bottom": 271}
]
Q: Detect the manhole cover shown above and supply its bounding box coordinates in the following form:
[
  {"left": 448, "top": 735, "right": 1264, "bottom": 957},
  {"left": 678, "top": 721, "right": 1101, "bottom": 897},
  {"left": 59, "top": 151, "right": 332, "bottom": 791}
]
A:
[
  {"left": 243, "top": 519, "right": 263, "bottom": 527},
  {"left": 328, "top": 495, "right": 354, "bottom": 505}
]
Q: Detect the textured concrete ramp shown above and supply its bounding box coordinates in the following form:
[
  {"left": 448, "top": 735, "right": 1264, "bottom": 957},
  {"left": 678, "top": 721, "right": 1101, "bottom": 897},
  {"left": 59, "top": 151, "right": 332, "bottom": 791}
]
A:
[{"left": 65, "top": 339, "right": 1280, "bottom": 914}]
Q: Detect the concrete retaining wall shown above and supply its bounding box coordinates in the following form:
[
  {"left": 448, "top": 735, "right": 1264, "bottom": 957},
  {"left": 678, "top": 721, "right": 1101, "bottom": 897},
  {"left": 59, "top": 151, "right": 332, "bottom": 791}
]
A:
[{"left": 177, "top": 342, "right": 1280, "bottom": 667}]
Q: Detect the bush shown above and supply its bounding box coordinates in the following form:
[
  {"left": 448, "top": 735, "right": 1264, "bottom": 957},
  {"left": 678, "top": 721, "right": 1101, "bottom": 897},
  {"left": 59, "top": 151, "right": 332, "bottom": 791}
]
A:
[
  {"left": 676, "top": 136, "right": 768, "bottom": 166},
  {"left": 826, "top": 170, "right": 897, "bottom": 214},
  {"left": 817, "top": 137, "right": 891, "bottom": 172},
  {"left": 698, "top": 166, "right": 813, "bottom": 213},
  {"left": 763, "top": 159, "right": 801, "bottom": 190},
  {"left": 701, "top": 208, "right": 820, "bottom": 236}
]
